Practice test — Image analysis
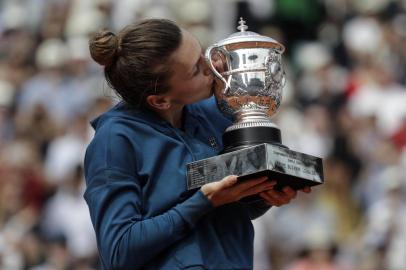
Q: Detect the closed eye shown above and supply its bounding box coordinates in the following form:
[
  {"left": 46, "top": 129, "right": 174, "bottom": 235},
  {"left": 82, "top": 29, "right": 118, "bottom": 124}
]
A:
[{"left": 193, "top": 54, "right": 205, "bottom": 76}]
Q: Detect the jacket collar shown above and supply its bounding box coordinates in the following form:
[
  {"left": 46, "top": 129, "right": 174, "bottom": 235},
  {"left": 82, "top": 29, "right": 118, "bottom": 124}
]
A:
[{"left": 91, "top": 101, "right": 201, "bottom": 136}]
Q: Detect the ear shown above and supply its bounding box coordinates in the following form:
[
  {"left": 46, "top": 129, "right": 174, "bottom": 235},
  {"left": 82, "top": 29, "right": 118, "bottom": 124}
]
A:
[{"left": 146, "top": 95, "right": 171, "bottom": 110}]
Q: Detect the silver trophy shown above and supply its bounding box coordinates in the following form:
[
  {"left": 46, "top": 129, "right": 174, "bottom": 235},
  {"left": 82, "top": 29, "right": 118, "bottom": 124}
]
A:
[
  {"left": 206, "top": 18, "right": 286, "bottom": 152},
  {"left": 186, "top": 18, "right": 324, "bottom": 192}
]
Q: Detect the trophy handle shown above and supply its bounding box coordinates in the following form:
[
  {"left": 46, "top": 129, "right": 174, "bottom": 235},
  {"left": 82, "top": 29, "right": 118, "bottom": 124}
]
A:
[{"left": 205, "top": 45, "right": 230, "bottom": 93}]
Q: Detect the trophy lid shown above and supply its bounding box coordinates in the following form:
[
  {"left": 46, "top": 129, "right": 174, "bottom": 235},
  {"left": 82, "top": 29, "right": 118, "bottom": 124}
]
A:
[{"left": 215, "top": 18, "right": 285, "bottom": 53}]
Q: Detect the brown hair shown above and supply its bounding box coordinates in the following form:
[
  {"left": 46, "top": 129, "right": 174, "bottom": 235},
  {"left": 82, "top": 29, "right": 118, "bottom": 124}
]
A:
[{"left": 89, "top": 19, "right": 182, "bottom": 108}]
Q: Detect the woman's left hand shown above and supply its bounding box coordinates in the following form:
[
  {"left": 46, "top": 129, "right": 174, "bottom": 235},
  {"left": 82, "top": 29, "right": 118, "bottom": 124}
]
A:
[{"left": 259, "top": 186, "right": 311, "bottom": 207}]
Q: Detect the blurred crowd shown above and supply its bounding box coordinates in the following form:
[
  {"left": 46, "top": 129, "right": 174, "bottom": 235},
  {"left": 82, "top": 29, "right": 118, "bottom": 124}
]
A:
[{"left": 0, "top": 0, "right": 405, "bottom": 269}]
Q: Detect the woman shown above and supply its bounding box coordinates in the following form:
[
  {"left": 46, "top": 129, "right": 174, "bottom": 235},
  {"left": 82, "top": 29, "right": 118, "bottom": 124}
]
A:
[{"left": 85, "top": 18, "right": 306, "bottom": 270}]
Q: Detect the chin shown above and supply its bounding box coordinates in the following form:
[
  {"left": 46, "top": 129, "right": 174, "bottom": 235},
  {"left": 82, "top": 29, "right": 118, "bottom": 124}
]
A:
[{"left": 202, "top": 90, "right": 213, "bottom": 100}]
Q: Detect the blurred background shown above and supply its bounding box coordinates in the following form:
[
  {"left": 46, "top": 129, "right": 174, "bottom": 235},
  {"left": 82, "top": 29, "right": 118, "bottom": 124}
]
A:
[{"left": 0, "top": 0, "right": 406, "bottom": 269}]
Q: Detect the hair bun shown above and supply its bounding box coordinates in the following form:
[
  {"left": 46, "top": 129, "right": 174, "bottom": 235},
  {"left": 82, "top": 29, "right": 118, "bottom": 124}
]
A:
[{"left": 89, "top": 30, "right": 119, "bottom": 66}]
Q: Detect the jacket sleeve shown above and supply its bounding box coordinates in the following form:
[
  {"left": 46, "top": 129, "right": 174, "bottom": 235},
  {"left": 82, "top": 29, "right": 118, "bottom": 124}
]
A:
[
  {"left": 84, "top": 169, "right": 212, "bottom": 270},
  {"left": 83, "top": 122, "right": 213, "bottom": 270}
]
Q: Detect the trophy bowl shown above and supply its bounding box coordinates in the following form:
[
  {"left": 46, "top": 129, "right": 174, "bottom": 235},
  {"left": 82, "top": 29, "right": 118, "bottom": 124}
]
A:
[{"left": 206, "top": 18, "right": 287, "bottom": 152}]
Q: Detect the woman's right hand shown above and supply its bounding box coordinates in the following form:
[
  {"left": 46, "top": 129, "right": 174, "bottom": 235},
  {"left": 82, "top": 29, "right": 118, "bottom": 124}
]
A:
[{"left": 200, "top": 175, "right": 276, "bottom": 207}]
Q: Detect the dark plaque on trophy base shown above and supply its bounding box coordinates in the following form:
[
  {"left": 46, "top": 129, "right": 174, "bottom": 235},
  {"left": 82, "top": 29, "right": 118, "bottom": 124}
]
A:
[{"left": 186, "top": 143, "right": 323, "bottom": 191}]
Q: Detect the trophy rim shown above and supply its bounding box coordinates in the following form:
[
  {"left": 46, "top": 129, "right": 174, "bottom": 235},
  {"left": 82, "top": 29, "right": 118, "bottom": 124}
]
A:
[{"left": 216, "top": 39, "right": 285, "bottom": 53}]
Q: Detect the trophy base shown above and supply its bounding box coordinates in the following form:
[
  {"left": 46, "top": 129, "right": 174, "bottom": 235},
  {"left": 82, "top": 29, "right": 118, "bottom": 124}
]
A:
[
  {"left": 222, "top": 125, "right": 283, "bottom": 152},
  {"left": 186, "top": 143, "right": 324, "bottom": 197}
]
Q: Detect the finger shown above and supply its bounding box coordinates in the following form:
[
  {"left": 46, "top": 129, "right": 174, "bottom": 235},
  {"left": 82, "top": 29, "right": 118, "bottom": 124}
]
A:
[
  {"left": 260, "top": 189, "right": 291, "bottom": 206},
  {"left": 300, "top": 186, "right": 312, "bottom": 193},
  {"left": 201, "top": 175, "right": 237, "bottom": 195},
  {"left": 282, "top": 186, "right": 297, "bottom": 199},
  {"left": 259, "top": 192, "right": 283, "bottom": 206},
  {"left": 238, "top": 181, "right": 277, "bottom": 198},
  {"left": 218, "top": 175, "right": 238, "bottom": 189},
  {"left": 236, "top": 176, "right": 269, "bottom": 191}
]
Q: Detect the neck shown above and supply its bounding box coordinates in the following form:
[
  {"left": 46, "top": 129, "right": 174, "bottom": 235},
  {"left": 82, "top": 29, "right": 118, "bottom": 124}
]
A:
[{"left": 155, "top": 105, "right": 184, "bottom": 128}]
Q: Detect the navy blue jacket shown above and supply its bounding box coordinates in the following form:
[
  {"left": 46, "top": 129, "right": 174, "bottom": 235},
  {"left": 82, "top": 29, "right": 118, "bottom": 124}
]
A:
[{"left": 84, "top": 97, "right": 270, "bottom": 269}]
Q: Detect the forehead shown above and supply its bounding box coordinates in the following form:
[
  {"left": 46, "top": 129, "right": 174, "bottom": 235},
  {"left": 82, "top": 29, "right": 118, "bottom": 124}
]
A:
[{"left": 170, "top": 30, "right": 201, "bottom": 70}]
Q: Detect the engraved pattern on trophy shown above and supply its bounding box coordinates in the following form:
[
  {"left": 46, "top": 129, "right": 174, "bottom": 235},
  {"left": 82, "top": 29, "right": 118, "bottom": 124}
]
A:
[{"left": 265, "top": 51, "right": 286, "bottom": 112}]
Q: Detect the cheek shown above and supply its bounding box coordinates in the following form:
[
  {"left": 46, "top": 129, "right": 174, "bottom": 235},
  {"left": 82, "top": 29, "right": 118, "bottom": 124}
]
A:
[
  {"left": 195, "top": 75, "right": 211, "bottom": 90},
  {"left": 178, "top": 76, "right": 211, "bottom": 102},
  {"left": 185, "top": 77, "right": 204, "bottom": 93}
]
